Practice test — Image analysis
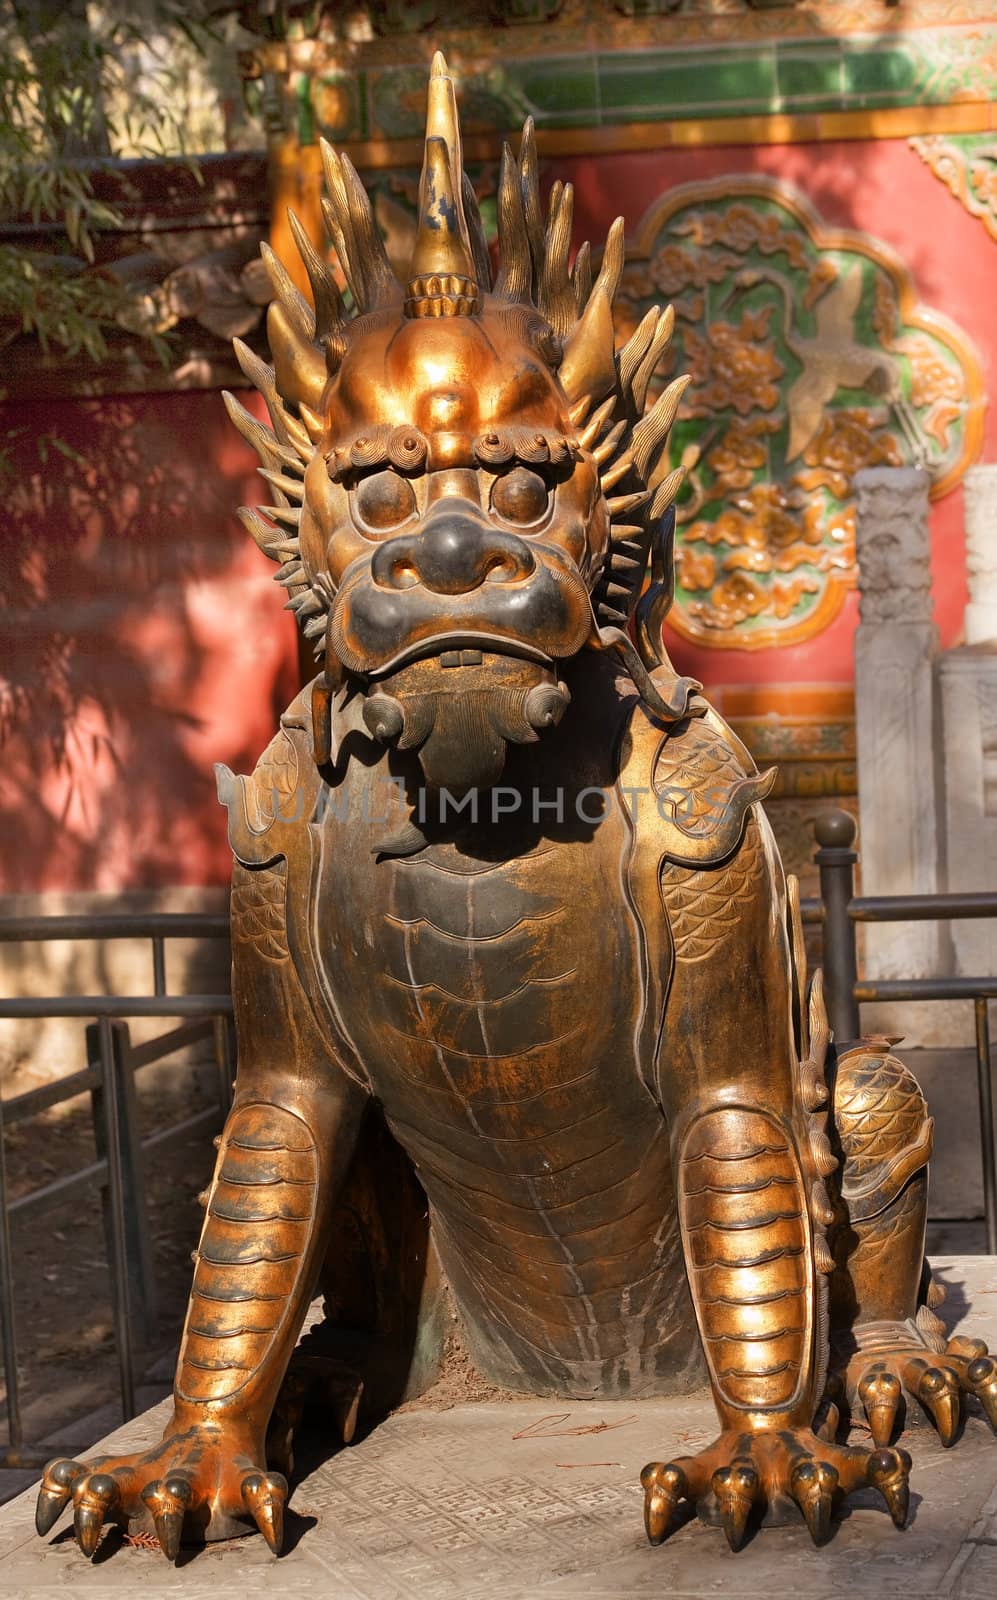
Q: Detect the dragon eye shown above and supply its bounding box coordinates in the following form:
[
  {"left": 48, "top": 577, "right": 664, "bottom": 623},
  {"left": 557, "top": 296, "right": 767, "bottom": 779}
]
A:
[
  {"left": 490, "top": 467, "right": 550, "bottom": 527},
  {"left": 353, "top": 470, "right": 416, "bottom": 533}
]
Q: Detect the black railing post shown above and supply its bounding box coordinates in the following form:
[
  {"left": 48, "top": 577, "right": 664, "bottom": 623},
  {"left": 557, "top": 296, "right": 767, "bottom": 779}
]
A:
[
  {"left": 974, "top": 997, "right": 997, "bottom": 1255},
  {"left": 0, "top": 1091, "right": 23, "bottom": 1456},
  {"left": 88, "top": 1019, "right": 158, "bottom": 1353},
  {"left": 815, "top": 809, "right": 861, "bottom": 1044}
]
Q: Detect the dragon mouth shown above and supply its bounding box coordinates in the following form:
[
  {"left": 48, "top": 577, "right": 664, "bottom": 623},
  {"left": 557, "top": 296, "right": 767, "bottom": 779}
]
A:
[
  {"left": 365, "top": 631, "right": 554, "bottom": 681},
  {"left": 360, "top": 648, "right": 571, "bottom": 793}
]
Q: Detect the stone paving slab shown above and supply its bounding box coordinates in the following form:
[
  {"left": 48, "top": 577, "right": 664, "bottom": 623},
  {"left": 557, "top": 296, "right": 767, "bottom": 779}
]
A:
[{"left": 2, "top": 1256, "right": 997, "bottom": 1599}]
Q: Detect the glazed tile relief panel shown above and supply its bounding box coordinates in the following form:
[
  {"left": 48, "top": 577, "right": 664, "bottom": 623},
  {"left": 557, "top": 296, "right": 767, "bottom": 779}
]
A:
[
  {"left": 616, "top": 176, "right": 985, "bottom": 648},
  {"left": 265, "top": 5, "right": 997, "bottom": 148},
  {"left": 911, "top": 132, "right": 997, "bottom": 242}
]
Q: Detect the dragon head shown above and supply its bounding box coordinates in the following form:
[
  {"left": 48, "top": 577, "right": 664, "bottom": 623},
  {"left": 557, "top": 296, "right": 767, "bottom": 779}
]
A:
[{"left": 226, "top": 52, "right": 697, "bottom": 794}]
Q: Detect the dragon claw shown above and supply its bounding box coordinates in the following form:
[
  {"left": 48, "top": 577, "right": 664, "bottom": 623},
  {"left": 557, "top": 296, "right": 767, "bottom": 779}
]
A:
[
  {"left": 913, "top": 1364, "right": 961, "bottom": 1445},
  {"left": 712, "top": 1461, "right": 758, "bottom": 1552},
  {"left": 858, "top": 1369, "right": 903, "bottom": 1447},
  {"left": 73, "top": 1472, "right": 120, "bottom": 1557},
  {"left": 965, "top": 1356, "right": 997, "bottom": 1431},
  {"left": 35, "top": 1458, "right": 85, "bottom": 1537},
  {"left": 142, "top": 1475, "right": 193, "bottom": 1562},
  {"left": 640, "top": 1462, "right": 688, "bottom": 1544},
  {"left": 790, "top": 1459, "right": 838, "bottom": 1546},
  {"left": 866, "top": 1447, "right": 912, "bottom": 1529},
  {"left": 241, "top": 1470, "right": 288, "bottom": 1555}
]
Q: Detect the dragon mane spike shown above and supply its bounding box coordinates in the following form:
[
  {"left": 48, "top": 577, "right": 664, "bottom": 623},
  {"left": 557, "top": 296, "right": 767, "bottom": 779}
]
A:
[
  {"left": 286, "top": 207, "right": 346, "bottom": 353},
  {"left": 649, "top": 464, "right": 687, "bottom": 522},
  {"left": 298, "top": 401, "right": 325, "bottom": 442},
  {"left": 259, "top": 467, "right": 306, "bottom": 499},
  {"left": 259, "top": 242, "right": 315, "bottom": 341},
  {"left": 259, "top": 241, "right": 327, "bottom": 412},
  {"left": 617, "top": 308, "right": 660, "bottom": 400},
  {"left": 231, "top": 337, "right": 291, "bottom": 450},
  {"left": 591, "top": 216, "right": 625, "bottom": 311},
  {"left": 318, "top": 143, "right": 359, "bottom": 301},
  {"left": 231, "top": 338, "right": 312, "bottom": 462},
  {"left": 338, "top": 152, "right": 398, "bottom": 311},
  {"left": 558, "top": 286, "right": 616, "bottom": 406},
  {"left": 462, "top": 170, "right": 493, "bottom": 292},
  {"left": 600, "top": 451, "right": 634, "bottom": 492},
  {"left": 577, "top": 394, "right": 617, "bottom": 450},
  {"left": 539, "top": 180, "right": 576, "bottom": 339},
  {"left": 572, "top": 240, "right": 592, "bottom": 314},
  {"left": 607, "top": 490, "right": 648, "bottom": 519},
  {"left": 631, "top": 303, "right": 676, "bottom": 418},
  {"left": 222, "top": 390, "right": 281, "bottom": 469},
  {"left": 592, "top": 418, "right": 626, "bottom": 466},
  {"left": 518, "top": 118, "right": 545, "bottom": 284},
  {"left": 630, "top": 374, "right": 691, "bottom": 480},
  {"left": 319, "top": 194, "right": 353, "bottom": 301},
  {"left": 263, "top": 503, "right": 302, "bottom": 527},
  {"left": 495, "top": 142, "right": 532, "bottom": 303},
  {"left": 237, "top": 505, "right": 283, "bottom": 560},
  {"left": 231, "top": 335, "right": 274, "bottom": 394},
  {"left": 320, "top": 144, "right": 374, "bottom": 309},
  {"left": 545, "top": 179, "right": 564, "bottom": 234}
]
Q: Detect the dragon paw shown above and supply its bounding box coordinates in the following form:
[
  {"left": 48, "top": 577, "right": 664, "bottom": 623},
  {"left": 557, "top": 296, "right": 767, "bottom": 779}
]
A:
[
  {"left": 35, "top": 1423, "right": 287, "bottom": 1562},
  {"left": 843, "top": 1326, "right": 997, "bottom": 1447},
  {"left": 641, "top": 1427, "right": 910, "bottom": 1550}
]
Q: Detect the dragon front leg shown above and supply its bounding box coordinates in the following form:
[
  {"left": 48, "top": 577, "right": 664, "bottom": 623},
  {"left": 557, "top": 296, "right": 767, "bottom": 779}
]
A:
[
  {"left": 35, "top": 860, "right": 369, "bottom": 1561},
  {"left": 643, "top": 835, "right": 910, "bottom": 1549}
]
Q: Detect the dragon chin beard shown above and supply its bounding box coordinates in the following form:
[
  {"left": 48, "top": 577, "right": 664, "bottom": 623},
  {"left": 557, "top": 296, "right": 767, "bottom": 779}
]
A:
[{"left": 360, "top": 652, "right": 571, "bottom": 795}]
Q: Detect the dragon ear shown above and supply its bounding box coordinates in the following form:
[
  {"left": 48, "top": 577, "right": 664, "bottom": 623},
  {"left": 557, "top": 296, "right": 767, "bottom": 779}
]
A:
[{"left": 405, "top": 52, "right": 480, "bottom": 318}]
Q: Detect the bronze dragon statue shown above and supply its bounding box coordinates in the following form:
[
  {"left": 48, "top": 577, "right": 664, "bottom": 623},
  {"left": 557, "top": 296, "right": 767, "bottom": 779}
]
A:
[{"left": 36, "top": 52, "right": 997, "bottom": 1562}]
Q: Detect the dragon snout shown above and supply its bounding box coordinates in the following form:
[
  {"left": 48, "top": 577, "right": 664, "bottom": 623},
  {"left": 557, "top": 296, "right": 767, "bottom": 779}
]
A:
[{"left": 370, "top": 501, "right": 536, "bottom": 596}]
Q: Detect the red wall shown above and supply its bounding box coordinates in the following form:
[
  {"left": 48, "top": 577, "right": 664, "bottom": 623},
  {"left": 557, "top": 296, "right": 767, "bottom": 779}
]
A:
[{"left": 0, "top": 389, "right": 298, "bottom": 894}]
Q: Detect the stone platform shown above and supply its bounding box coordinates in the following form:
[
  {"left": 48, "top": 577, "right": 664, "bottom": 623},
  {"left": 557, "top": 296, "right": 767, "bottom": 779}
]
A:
[{"left": 3, "top": 1256, "right": 997, "bottom": 1599}]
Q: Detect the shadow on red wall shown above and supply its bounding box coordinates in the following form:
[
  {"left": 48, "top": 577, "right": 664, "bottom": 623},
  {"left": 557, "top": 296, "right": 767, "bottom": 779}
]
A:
[{"left": 0, "top": 389, "right": 299, "bottom": 895}]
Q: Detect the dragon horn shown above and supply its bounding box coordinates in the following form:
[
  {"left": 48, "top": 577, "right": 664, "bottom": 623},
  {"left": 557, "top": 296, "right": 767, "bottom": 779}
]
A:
[{"left": 405, "top": 52, "right": 479, "bottom": 317}]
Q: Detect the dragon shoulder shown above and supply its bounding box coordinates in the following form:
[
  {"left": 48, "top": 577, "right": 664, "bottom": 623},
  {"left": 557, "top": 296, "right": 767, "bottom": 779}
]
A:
[{"left": 618, "top": 695, "right": 776, "bottom": 869}]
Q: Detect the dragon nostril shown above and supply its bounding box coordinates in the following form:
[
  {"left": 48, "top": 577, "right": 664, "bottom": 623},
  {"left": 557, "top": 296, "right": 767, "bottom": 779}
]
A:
[
  {"left": 390, "top": 560, "right": 419, "bottom": 589},
  {"left": 482, "top": 546, "right": 534, "bottom": 583},
  {"left": 483, "top": 552, "right": 515, "bottom": 582}
]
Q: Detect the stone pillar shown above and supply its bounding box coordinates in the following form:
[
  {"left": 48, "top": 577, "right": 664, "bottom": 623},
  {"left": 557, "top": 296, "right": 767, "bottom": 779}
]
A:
[
  {"left": 964, "top": 465, "right": 997, "bottom": 646},
  {"left": 852, "top": 467, "right": 953, "bottom": 1045},
  {"left": 938, "top": 460, "right": 997, "bottom": 982}
]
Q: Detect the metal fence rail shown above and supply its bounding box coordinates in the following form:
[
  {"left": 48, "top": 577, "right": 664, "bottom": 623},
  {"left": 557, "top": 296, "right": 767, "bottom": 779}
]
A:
[
  {"left": 811, "top": 809, "right": 997, "bottom": 1255},
  {"left": 0, "top": 913, "right": 232, "bottom": 1470}
]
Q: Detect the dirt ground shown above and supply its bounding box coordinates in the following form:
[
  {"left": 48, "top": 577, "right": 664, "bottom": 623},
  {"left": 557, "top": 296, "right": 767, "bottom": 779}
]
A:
[{"left": 1, "top": 1061, "right": 220, "bottom": 1449}]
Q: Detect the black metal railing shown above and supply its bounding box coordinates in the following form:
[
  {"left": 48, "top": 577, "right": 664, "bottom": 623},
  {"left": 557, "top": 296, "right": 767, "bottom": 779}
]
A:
[
  {"left": 0, "top": 913, "right": 232, "bottom": 1470},
  {"left": 804, "top": 809, "right": 997, "bottom": 1254}
]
